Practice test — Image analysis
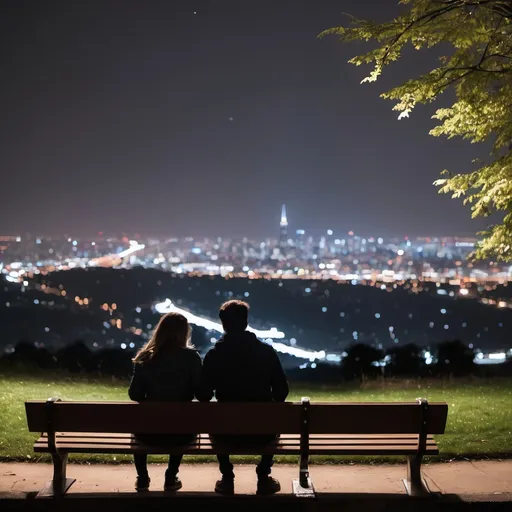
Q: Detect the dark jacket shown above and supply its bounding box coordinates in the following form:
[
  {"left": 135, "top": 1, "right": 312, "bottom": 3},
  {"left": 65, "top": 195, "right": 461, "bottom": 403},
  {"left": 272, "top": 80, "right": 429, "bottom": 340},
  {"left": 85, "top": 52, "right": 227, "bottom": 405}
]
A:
[
  {"left": 128, "top": 347, "right": 202, "bottom": 402},
  {"left": 200, "top": 331, "right": 289, "bottom": 402}
]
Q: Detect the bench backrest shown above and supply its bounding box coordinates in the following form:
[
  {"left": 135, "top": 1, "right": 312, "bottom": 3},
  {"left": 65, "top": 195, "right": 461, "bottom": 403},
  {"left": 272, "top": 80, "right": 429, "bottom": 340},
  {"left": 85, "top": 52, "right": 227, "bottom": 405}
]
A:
[{"left": 25, "top": 400, "right": 448, "bottom": 435}]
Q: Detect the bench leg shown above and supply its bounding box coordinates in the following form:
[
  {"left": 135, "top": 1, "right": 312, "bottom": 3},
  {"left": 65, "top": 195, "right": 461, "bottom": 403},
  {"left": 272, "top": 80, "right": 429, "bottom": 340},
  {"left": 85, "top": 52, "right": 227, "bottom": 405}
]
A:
[
  {"left": 37, "top": 452, "right": 76, "bottom": 498},
  {"left": 402, "top": 455, "right": 430, "bottom": 497},
  {"left": 292, "top": 452, "right": 315, "bottom": 498}
]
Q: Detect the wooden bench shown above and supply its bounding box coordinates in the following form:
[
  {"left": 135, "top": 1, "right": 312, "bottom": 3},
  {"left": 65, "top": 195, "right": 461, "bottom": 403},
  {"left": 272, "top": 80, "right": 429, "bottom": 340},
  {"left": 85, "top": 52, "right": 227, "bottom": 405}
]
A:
[{"left": 25, "top": 397, "right": 448, "bottom": 498}]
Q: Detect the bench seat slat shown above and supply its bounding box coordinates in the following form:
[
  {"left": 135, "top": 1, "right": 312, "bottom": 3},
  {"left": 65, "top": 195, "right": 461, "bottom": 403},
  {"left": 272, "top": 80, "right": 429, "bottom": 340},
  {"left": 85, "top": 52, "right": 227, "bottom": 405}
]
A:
[
  {"left": 33, "top": 443, "right": 439, "bottom": 456},
  {"left": 34, "top": 432, "right": 439, "bottom": 456},
  {"left": 37, "top": 433, "right": 437, "bottom": 444},
  {"left": 40, "top": 432, "right": 436, "bottom": 440},
  {"left": 35, "top": 438, "right": 438, "bottom": 448}
]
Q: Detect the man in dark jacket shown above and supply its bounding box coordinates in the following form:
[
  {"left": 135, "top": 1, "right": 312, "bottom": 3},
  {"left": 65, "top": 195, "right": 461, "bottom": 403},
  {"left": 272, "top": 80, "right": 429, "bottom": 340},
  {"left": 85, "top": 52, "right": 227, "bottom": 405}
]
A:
[{"left": 200, "top": 300, "right": 289, "bottom": 495}]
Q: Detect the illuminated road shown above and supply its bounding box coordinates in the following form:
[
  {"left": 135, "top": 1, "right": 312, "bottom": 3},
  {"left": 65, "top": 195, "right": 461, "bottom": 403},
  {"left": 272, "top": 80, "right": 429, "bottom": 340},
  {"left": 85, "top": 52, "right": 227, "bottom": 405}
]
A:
[
  {"left": 154, "top": 298, "right": 330, "bottom": 362},
  {"left": 88, "top": 240, "right": 146, "bottom": 267}
]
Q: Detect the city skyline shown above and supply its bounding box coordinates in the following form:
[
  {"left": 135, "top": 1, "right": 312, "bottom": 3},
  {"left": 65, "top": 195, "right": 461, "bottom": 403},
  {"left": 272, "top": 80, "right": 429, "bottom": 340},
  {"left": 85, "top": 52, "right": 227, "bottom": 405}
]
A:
[
  {"left": 2, "top": 200, "right": 511, "bottom": 361},
  {"left": 0, "top": 0, "right": 491, "bottom": 237},
  {"left": 0, "top": 204, "right": 491, "bottom": 240}
]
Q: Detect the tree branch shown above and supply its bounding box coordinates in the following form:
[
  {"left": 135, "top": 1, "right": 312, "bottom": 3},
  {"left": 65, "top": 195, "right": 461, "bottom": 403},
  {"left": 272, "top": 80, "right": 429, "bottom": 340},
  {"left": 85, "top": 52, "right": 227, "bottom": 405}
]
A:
[{"left": 378, "top": 2, "right": 464, "bottom": 68}]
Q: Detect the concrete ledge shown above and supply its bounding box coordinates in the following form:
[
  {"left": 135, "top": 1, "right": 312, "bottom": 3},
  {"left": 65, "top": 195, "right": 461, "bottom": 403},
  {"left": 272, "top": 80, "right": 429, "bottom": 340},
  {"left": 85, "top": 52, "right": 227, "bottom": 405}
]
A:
[
  {"left": 2, "top": 493, "right": 512, "bottom": 512},
  {"left": 0, "top": 461, "right": 510, "bottom": 510}
]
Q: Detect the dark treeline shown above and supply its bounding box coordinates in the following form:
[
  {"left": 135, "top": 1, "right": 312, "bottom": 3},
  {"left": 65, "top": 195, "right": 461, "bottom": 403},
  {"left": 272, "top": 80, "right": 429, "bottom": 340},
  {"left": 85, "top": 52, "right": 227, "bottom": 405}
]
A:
[
  {"left": 0, "top": 340, "right": 135, "bottom": 377},
  {"left": 1, "top": 339, "right": 509, "bottom": 382}
]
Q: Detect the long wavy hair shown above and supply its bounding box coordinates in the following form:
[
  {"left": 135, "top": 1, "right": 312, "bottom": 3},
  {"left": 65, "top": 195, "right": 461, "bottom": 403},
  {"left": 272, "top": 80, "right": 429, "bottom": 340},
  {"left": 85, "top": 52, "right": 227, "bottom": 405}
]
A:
[{"left": 133, "top": 312, "right": 192, "bottom": 363}]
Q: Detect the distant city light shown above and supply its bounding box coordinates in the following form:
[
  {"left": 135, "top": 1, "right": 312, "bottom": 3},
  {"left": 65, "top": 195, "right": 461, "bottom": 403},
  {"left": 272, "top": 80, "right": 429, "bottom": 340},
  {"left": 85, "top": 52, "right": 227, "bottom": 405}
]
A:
[{"left": 3, "top": 210, "right": 511, "bottom": 370}]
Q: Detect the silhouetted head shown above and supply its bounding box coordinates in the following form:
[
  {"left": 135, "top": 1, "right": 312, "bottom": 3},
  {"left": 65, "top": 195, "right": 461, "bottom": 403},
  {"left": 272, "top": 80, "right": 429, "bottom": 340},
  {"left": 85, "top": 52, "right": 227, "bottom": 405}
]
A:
[
  {"left": 133, "top": 312, "right": 192, "bottom": 363},
  {"left": 219, "top": 300, "right": 249, "bottom": 334}
]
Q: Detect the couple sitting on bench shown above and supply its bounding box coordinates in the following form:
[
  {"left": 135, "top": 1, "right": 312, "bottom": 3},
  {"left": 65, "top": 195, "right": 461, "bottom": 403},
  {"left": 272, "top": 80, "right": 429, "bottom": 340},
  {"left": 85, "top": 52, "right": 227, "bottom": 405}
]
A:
[{"left": 128, "top": 299, "right": 289, "bottom": 495}]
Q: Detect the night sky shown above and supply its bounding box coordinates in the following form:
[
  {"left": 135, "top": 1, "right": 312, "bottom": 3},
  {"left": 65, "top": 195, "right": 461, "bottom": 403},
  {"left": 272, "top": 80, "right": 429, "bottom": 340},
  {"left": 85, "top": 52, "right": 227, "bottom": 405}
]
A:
[{"left": 0, "top": 0, "right": 489, "bottom": 238}]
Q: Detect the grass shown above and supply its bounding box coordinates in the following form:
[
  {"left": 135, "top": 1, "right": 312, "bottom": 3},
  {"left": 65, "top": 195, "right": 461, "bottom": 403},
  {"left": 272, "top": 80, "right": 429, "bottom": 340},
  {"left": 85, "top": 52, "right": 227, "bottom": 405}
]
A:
[{"left": 0, "top": 373, "right": 511, "bottom": 464}]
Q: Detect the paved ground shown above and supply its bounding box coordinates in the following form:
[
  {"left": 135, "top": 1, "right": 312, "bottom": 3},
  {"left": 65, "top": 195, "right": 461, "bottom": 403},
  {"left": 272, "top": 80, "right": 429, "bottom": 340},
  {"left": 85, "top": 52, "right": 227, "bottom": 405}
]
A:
[{"left": 1, "top": 460, "right": 511, "bottom": 501}]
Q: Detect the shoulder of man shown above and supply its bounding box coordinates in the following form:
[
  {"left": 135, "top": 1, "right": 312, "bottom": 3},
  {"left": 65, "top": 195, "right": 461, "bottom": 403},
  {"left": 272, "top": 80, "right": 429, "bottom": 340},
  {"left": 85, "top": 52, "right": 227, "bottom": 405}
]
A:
[
  {"left": 250, "top": 334, "right": 279, "bottom": 357},
  {"left": 183, "top": 347, "right": 202, "bottom": 360},
  {"left": 203, "top": 339, "right": 223, "bottom": 359}
]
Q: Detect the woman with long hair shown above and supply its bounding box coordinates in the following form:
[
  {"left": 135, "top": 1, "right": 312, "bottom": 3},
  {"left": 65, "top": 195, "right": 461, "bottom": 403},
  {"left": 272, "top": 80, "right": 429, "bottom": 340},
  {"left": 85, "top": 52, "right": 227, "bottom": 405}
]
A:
[{"left": 128, "top": 312, "right": 202, "bottom": 492}]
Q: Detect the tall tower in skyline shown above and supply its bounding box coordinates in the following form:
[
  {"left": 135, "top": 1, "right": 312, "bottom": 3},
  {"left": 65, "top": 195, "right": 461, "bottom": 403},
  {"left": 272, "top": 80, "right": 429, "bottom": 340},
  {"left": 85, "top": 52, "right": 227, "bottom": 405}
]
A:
[{"left": 279, "top": 204, "right": 288, "bottom": 252}]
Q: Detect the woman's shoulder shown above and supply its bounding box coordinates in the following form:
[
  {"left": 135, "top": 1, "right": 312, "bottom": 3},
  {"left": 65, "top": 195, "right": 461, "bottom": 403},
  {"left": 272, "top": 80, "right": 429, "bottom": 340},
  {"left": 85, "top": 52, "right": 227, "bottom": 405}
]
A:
[
  {"left": 138, "top": 347, "right": 201, "bottom": 366},
  {"left": 132, "top": 360, "right": 148, "bottom": 372}
]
